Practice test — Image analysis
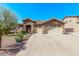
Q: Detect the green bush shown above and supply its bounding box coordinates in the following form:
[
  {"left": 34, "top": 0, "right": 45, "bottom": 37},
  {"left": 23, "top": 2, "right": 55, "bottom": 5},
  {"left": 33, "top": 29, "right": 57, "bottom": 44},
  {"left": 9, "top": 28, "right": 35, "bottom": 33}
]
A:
[
  {"left": 22, "top": 30, "right": 26, "bottom": 34},
  {"left": 15, "top": 36, "right": 22, "bottom": 42},
  {"left": 15, "top": 30, "right": 23, "bottom": 42}
]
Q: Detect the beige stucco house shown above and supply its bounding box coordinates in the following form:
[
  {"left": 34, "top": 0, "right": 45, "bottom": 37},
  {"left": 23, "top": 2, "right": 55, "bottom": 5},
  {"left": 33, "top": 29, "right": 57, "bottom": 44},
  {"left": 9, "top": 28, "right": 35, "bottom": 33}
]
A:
[
  {"left": 16, "top": 18, "right": 64, "bottom": 34},
  {"left": 63, "top": 16, "right": 79, "bottom": 33}
]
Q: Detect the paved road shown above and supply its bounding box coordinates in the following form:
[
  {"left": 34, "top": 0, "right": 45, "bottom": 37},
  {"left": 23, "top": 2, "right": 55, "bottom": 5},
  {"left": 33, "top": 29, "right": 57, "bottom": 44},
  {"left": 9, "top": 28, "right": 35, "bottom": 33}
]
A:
[{"left": 17, "top": 28, "right": 79, "bottom": 56}]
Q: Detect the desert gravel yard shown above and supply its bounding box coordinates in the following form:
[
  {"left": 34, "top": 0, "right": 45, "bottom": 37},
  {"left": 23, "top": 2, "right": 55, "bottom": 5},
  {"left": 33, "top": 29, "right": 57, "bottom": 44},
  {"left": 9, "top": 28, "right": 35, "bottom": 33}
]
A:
[
  {"left": 17, "top": 28, "right": 79, "bottom": 56},
  {"left": 0, "top": 34, "right": 31, "bottom": 56}
]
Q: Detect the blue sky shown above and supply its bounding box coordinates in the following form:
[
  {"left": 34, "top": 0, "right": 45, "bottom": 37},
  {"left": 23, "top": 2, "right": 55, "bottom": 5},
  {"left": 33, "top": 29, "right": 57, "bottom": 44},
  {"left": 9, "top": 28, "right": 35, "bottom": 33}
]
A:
[{"left": 3, "top": 3, "right": 79, "bottom": 23}]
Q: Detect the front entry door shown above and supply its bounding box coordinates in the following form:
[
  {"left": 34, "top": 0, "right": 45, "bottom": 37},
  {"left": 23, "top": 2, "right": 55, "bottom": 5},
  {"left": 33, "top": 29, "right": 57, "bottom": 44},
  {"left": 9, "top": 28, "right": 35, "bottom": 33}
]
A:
[{"left": 26, "top": 25, "right": 31, "bottom": 33}]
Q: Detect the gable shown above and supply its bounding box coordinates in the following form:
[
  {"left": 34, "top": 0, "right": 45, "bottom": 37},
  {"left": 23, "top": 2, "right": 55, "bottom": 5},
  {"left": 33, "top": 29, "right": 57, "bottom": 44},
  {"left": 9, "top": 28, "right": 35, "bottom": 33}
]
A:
[
  {"left": 23, "top": 18, "right": 36, "bottom": 24},
  {"left": 41, "top": 19, "right": 64, "bottom": 25}
]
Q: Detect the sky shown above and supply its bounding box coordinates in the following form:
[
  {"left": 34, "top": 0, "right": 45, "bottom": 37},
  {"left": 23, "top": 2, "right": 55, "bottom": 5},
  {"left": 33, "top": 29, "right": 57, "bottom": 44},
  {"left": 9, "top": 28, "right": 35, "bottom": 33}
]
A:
[{"left": 2, "top": 3, "right": 79, "bottom": 23}]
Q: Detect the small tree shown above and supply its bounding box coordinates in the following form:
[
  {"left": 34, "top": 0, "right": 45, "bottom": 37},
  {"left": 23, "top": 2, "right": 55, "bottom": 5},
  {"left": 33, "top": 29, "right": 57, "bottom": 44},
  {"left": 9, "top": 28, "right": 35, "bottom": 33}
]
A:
[{"left": 0, "top": 7, "right": 18, "bottom": 48}]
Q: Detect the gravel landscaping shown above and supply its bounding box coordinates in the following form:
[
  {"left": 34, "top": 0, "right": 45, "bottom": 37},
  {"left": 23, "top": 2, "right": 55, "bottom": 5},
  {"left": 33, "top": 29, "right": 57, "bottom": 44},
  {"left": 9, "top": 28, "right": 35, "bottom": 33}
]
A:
[{"left": 0, "top": 34, "right": 31, "bottom": 56}]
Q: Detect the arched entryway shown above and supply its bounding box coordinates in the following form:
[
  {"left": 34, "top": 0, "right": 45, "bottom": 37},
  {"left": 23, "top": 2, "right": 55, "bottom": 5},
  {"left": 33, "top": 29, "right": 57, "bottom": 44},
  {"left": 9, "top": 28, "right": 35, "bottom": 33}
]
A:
[{"left": 26, "top": 25, "right": 31, "bottom": 33}]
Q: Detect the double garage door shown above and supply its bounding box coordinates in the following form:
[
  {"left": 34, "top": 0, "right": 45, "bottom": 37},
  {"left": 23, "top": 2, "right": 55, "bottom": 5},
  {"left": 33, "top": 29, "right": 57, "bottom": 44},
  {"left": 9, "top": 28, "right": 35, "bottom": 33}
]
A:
[{"left": 65, "top": 28, "right": 74, "bottom": 32}]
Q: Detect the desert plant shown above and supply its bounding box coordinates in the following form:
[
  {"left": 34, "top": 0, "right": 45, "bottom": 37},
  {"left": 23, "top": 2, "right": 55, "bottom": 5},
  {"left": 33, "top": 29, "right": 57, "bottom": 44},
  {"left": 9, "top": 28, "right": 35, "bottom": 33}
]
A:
[
  {"left": 15, "top": 30, "right": 23, "bottom": 42},
  {"left": 0, "top": 6, "right": 18, "bottom": 48},
  {"left": 15, "top": 36, "right": 22, "bottom": 42},
  {"left": 22, "top": 30, "right": 26, "bottom": 34}
]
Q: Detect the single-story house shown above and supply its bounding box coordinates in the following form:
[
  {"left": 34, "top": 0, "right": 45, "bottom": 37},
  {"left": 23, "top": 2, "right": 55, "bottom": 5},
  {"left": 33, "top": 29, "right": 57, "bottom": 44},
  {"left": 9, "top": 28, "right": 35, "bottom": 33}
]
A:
[{"left": 17, "top": 18, "right": 64, "bottom": 33}]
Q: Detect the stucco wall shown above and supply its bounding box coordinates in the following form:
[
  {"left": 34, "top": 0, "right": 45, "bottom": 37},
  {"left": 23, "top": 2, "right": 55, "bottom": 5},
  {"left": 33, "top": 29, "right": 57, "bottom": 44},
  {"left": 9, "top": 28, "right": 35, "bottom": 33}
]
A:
[
  {"left": 23, "top": 22, "right": 36, "bottom": 33},
  {"left": 63, "top": 17, "right": 79, "bottom": 32}
]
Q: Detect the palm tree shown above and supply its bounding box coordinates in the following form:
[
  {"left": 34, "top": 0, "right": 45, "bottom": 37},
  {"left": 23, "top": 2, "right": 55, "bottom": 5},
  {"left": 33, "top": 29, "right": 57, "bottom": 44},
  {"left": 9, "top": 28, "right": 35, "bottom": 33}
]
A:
[{"left": 0, "top": 7, "right": 18, "bottom": 48}]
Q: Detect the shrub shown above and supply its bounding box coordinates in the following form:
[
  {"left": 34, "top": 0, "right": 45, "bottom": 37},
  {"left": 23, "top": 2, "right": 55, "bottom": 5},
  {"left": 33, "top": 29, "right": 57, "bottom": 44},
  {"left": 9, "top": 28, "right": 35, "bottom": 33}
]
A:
[
  {"left": 15, "top": 36, "right": 22, "bottom": 42},
  {"left": 22, "top": 30, "right": 26, "bottom": 34},
  {"left": 15, "top": 30, "right": 23, "bottom": 42}
]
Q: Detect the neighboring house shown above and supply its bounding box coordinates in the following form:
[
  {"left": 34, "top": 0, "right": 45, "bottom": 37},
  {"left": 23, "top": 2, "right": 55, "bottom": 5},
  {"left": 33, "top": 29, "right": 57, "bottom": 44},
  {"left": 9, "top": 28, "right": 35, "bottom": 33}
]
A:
[
  {"left": 16, "top": 24, "right": 23, "bottom": 30},
  {"left": 63, "top": 16, "right": 79, "bottom": 32}
]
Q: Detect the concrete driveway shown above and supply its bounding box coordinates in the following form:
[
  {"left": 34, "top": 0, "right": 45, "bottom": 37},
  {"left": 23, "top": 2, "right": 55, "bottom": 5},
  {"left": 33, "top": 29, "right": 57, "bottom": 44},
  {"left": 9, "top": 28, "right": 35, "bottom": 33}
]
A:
[{"left": 17, "top": 28, "right": 79, "bottom": 56}]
